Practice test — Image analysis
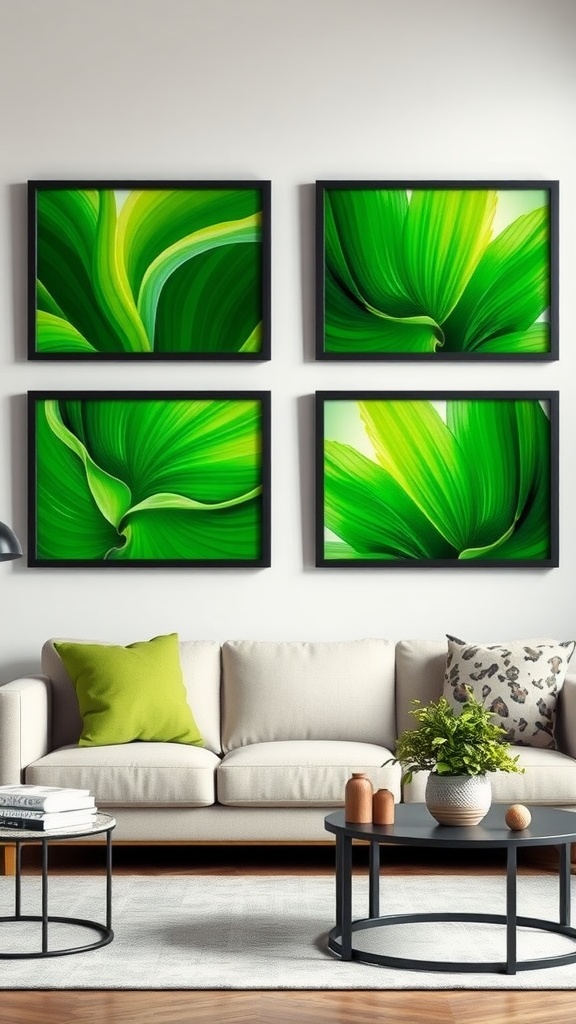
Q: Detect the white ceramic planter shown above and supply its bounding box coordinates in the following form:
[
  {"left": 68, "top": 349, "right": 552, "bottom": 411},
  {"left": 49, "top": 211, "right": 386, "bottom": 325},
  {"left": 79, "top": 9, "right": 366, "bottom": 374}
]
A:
[{"left": 425, "top": 772, "right": 492, "bottom": 826}]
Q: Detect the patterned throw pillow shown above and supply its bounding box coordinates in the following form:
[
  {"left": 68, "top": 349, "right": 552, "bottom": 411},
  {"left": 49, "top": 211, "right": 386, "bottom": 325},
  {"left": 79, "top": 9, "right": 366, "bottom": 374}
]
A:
[{"left": 444, "top": 636, "right": 576, "bottom": 749}]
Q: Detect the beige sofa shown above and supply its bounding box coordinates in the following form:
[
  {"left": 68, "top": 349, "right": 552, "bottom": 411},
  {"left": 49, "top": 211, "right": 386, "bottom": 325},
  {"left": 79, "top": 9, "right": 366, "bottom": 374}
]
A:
[{"left": 2, "top": 637, "right": 576, "bottom": 872}]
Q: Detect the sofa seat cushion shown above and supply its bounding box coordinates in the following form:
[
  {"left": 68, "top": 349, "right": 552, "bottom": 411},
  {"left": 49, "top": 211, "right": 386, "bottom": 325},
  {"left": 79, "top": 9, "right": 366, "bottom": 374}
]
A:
[
  {"left": 402, "top": 747, "right": 576, "bottom": 806},
  {"left": 24, "top": 743, "right": 220, "bottom": 807},
  {"left": 216, "top": 740, "right": 401, "bottom": 806}
]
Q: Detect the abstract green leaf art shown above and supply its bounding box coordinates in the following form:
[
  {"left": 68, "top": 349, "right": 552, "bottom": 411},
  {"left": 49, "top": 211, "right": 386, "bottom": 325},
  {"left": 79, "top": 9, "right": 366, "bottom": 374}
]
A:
[
  {"left": 316, "top": 181, "right": 558, "bottom": 360},
  {"left": 316, "top": 393, "right": 558, "bottom": 567},
  {"left": 29, "top": 181, "right": 271, "bottom": 359},
  {"left": 29, "top": 393, "right": 271, "bottom": 567}
]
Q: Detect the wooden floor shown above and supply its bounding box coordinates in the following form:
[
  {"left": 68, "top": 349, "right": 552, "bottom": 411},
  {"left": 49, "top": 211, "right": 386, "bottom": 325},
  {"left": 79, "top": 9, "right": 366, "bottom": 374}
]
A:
[{"left": 0, "top": 843, "right": 574, "bottom": 1024}]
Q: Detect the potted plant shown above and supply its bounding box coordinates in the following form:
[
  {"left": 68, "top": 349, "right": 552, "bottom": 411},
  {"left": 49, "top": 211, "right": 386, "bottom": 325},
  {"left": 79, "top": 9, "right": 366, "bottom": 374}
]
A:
[{"left": 388, "top": 688, "right": 524, "bottom": 825}]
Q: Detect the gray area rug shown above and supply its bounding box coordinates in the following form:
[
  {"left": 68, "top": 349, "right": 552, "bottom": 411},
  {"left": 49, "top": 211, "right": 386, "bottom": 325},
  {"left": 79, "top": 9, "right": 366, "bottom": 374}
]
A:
[{"left": 1, "top": 873, "right": 576, "bottom": 988}]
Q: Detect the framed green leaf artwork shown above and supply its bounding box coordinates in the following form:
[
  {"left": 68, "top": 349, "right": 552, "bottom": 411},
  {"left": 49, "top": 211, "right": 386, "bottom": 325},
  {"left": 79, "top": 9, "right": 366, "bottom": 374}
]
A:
[
  {"left": 316, "top": 392, "right": 558, "bottom": 568},
  {"left": 28, "top": 392, "right": 271, "bottom": 567},
  {"left": 28, "top": 180, "right": 271, "bottom": 360},
  {"left": 316, "top": 181, "right": 558, "bottom": 360}
]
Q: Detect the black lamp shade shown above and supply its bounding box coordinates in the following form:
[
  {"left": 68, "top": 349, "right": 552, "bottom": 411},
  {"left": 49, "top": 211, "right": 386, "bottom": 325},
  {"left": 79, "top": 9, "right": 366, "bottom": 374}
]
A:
[{"left": 0, "top": 521, "right": 22, "bottom": 561}]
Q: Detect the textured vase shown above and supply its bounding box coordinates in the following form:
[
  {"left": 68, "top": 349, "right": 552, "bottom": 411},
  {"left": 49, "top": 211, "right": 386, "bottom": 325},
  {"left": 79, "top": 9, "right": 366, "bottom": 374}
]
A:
[
  {"left": 425, "top": 773, "right": 492, "bottom": 826},
  {"left": 373, "top": 788, "right": 395, "bottom": 825},
  {"left": 344, "top": 773, "right": 373, "bottom": 823}
]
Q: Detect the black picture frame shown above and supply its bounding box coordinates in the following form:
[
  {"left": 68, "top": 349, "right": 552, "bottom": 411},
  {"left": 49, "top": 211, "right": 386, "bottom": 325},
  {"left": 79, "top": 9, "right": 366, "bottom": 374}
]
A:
[
  {"left": 316, "top": 180, "right": 559, "bottom": 361},
  {"left": 28, "top": 180, "right": 271, "bottom": 361},
  {"left": 316, "top": 391, "right": 558, "bottom": 568},
  {"left": 28, "top": 391, "right": 271, "bottom": 568}
]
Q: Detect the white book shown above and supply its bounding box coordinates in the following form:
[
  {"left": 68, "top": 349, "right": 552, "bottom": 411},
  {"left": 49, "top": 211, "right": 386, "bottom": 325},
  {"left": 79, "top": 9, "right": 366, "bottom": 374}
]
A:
[
  {"left": 0, "top": 784, "right": 94, "bottom": 812},
  {"left": 0, "top": 803, "right": 96, "bottom": 819},
  {"left": 0, "top": 808, "right": 98, "bottom": 831}
]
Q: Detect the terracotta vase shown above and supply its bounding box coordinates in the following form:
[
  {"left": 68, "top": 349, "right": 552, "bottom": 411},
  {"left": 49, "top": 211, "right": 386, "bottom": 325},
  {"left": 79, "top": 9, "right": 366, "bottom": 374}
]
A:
[
  {"left": 373, "top": 788, "right": 395, "bottom": 825},
  {"left": 344, "top": 772, "right": 373, "bottom": 823}
]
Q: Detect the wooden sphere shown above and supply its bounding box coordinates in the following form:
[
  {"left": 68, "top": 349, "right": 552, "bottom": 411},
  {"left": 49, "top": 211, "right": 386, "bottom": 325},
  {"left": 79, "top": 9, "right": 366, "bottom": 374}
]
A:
[{"left": 505, "top": 804, "right": 532, "bottom": 831}]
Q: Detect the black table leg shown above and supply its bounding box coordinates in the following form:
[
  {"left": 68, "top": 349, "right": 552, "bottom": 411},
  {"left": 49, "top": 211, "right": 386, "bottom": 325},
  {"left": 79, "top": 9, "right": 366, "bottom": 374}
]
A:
[
  {"left": 340, "top": 834, "right": 353, "bottom": 960},
  {"left": 560, "top": 842, "right": 571, "bottom": 927},
  {"left": 14, "top": 843, "right": 22, "bottom": 919},
  {"left": 335, "top": 833, "right": 343, "bottom": 929},
  {"left": 369, "top": 840, "right": 380, "bottom": 919},
  {"left": 41, "top": 841, "right": 48, "bottom": 954},
  {"left": 506, "top": 844, "right": 517, "bottom": 975},
  {"left": 106, "top": 829, "right": 113, "bottom": 930}
]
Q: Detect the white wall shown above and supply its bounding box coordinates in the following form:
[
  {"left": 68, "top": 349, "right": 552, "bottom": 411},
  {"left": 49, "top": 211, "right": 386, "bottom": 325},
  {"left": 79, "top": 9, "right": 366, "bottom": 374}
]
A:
[{"left": 1, "top": 0, "right": 575, "bottom": 677}]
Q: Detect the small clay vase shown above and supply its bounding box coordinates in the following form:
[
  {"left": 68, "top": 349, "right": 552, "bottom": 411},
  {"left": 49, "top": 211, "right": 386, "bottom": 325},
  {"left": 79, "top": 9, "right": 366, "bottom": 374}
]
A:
[
  {"left": 373, "top": 788, "right": 395, "bottom": 825},
  {"left": 344, "top": 772, "right": 373, "bottom": 823}
]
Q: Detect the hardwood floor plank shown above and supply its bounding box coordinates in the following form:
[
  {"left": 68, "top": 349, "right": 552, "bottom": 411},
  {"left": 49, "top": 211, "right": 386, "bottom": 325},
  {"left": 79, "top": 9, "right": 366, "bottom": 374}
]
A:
[
  {"left": 445, "top": 991, "right": 576, "bottom": 1024},
  {"left": 4, "top": 990, "right": 576, "bottom": 1024}
]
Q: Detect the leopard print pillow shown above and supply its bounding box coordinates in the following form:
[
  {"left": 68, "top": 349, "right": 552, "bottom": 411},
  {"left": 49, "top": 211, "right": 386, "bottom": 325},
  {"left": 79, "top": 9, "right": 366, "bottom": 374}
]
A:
[{"left": 444, "top": 636, "right": 576, "bottom": 749}]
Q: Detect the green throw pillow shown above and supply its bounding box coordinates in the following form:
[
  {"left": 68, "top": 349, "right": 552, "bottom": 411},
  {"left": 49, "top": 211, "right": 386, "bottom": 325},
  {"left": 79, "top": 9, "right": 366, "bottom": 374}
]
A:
[{"left": 54, "top": 633, "right": 205, "bottom": 748}]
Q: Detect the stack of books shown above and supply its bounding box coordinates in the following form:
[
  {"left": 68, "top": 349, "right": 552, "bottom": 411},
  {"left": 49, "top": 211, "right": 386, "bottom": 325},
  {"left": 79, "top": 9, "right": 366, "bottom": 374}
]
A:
[{"left": 0, "top": 784, "right": 98, "bottom": 831}]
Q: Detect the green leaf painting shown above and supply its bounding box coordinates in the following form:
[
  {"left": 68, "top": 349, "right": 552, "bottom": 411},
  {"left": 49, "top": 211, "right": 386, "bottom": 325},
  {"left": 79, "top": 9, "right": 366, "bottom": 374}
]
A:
[
  {"left": 29, "top": 181, "right": 271, "bottom": 359},
  {"left": 29, "top": 393, "right": 271, "bottom": 566},
  {"left": 317, "top": 393, "right": 557, "bottom": 567},
  {"left": 317, "top": 181, "right": 558, "bottom": 359}
]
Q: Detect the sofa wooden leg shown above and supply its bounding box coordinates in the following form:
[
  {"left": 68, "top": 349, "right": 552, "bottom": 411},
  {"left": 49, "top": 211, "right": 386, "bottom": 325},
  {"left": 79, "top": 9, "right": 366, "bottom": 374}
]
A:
[{"left": 0, "top": 844, "right": 16, "bottom": 876}]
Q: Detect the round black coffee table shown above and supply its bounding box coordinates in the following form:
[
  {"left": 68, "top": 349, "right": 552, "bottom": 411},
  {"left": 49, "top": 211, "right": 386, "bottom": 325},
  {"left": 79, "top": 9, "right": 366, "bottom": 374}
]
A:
[
  {"left": 324, "top": 804, "right": 576, "bottom": 975},
  {"left": 0, "top": 812, "right": 115, "bottom": 958}
]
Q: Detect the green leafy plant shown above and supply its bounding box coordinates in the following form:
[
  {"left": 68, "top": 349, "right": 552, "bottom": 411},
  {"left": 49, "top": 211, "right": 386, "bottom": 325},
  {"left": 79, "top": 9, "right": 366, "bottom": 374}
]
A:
[
  {"left": 323, "top": 186, "right": 552, "bottom": 355},
  {"left": 323, "top": 397, "right": 552, "bottom": 563},
  {"left": 387, "top": 690, "right": 524, "bottom": 784}
]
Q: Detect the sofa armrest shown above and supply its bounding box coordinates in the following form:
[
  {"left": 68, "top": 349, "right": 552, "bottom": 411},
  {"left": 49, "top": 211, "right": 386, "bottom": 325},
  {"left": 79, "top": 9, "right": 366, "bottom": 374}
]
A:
[
  {"left": 0, "top": 675, "right": 52, "bottom": 784},
  {"left": 556, "top": 673, "right": 576, "bottom": 760}
]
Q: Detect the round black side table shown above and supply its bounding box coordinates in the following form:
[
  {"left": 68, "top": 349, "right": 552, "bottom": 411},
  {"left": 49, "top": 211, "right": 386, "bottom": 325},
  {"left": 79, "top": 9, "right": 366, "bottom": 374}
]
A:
[
  {"left": 0, "top": 812, "right": 115, "bottom": 958},
  {"left": 325, "top": 804, "right": 576, "bottom": 975}
]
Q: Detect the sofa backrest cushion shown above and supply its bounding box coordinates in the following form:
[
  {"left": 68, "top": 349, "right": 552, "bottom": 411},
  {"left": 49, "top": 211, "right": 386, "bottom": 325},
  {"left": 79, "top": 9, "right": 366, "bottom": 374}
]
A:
[
  {"left": 395, "top": 639, "right": 448, "bottom": 738},
  {"left": 42, "top": 638, "right": 222, "bottom": 754},
  {"left": 221, "top": 639, "right": 396, "bottom": 752}
]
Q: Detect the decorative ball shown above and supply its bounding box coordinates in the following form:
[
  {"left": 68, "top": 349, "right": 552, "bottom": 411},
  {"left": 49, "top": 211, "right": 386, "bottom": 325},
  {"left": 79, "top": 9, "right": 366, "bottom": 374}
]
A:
[{"left": 505, "top": 804, "right": 532, "bottom": 830}]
